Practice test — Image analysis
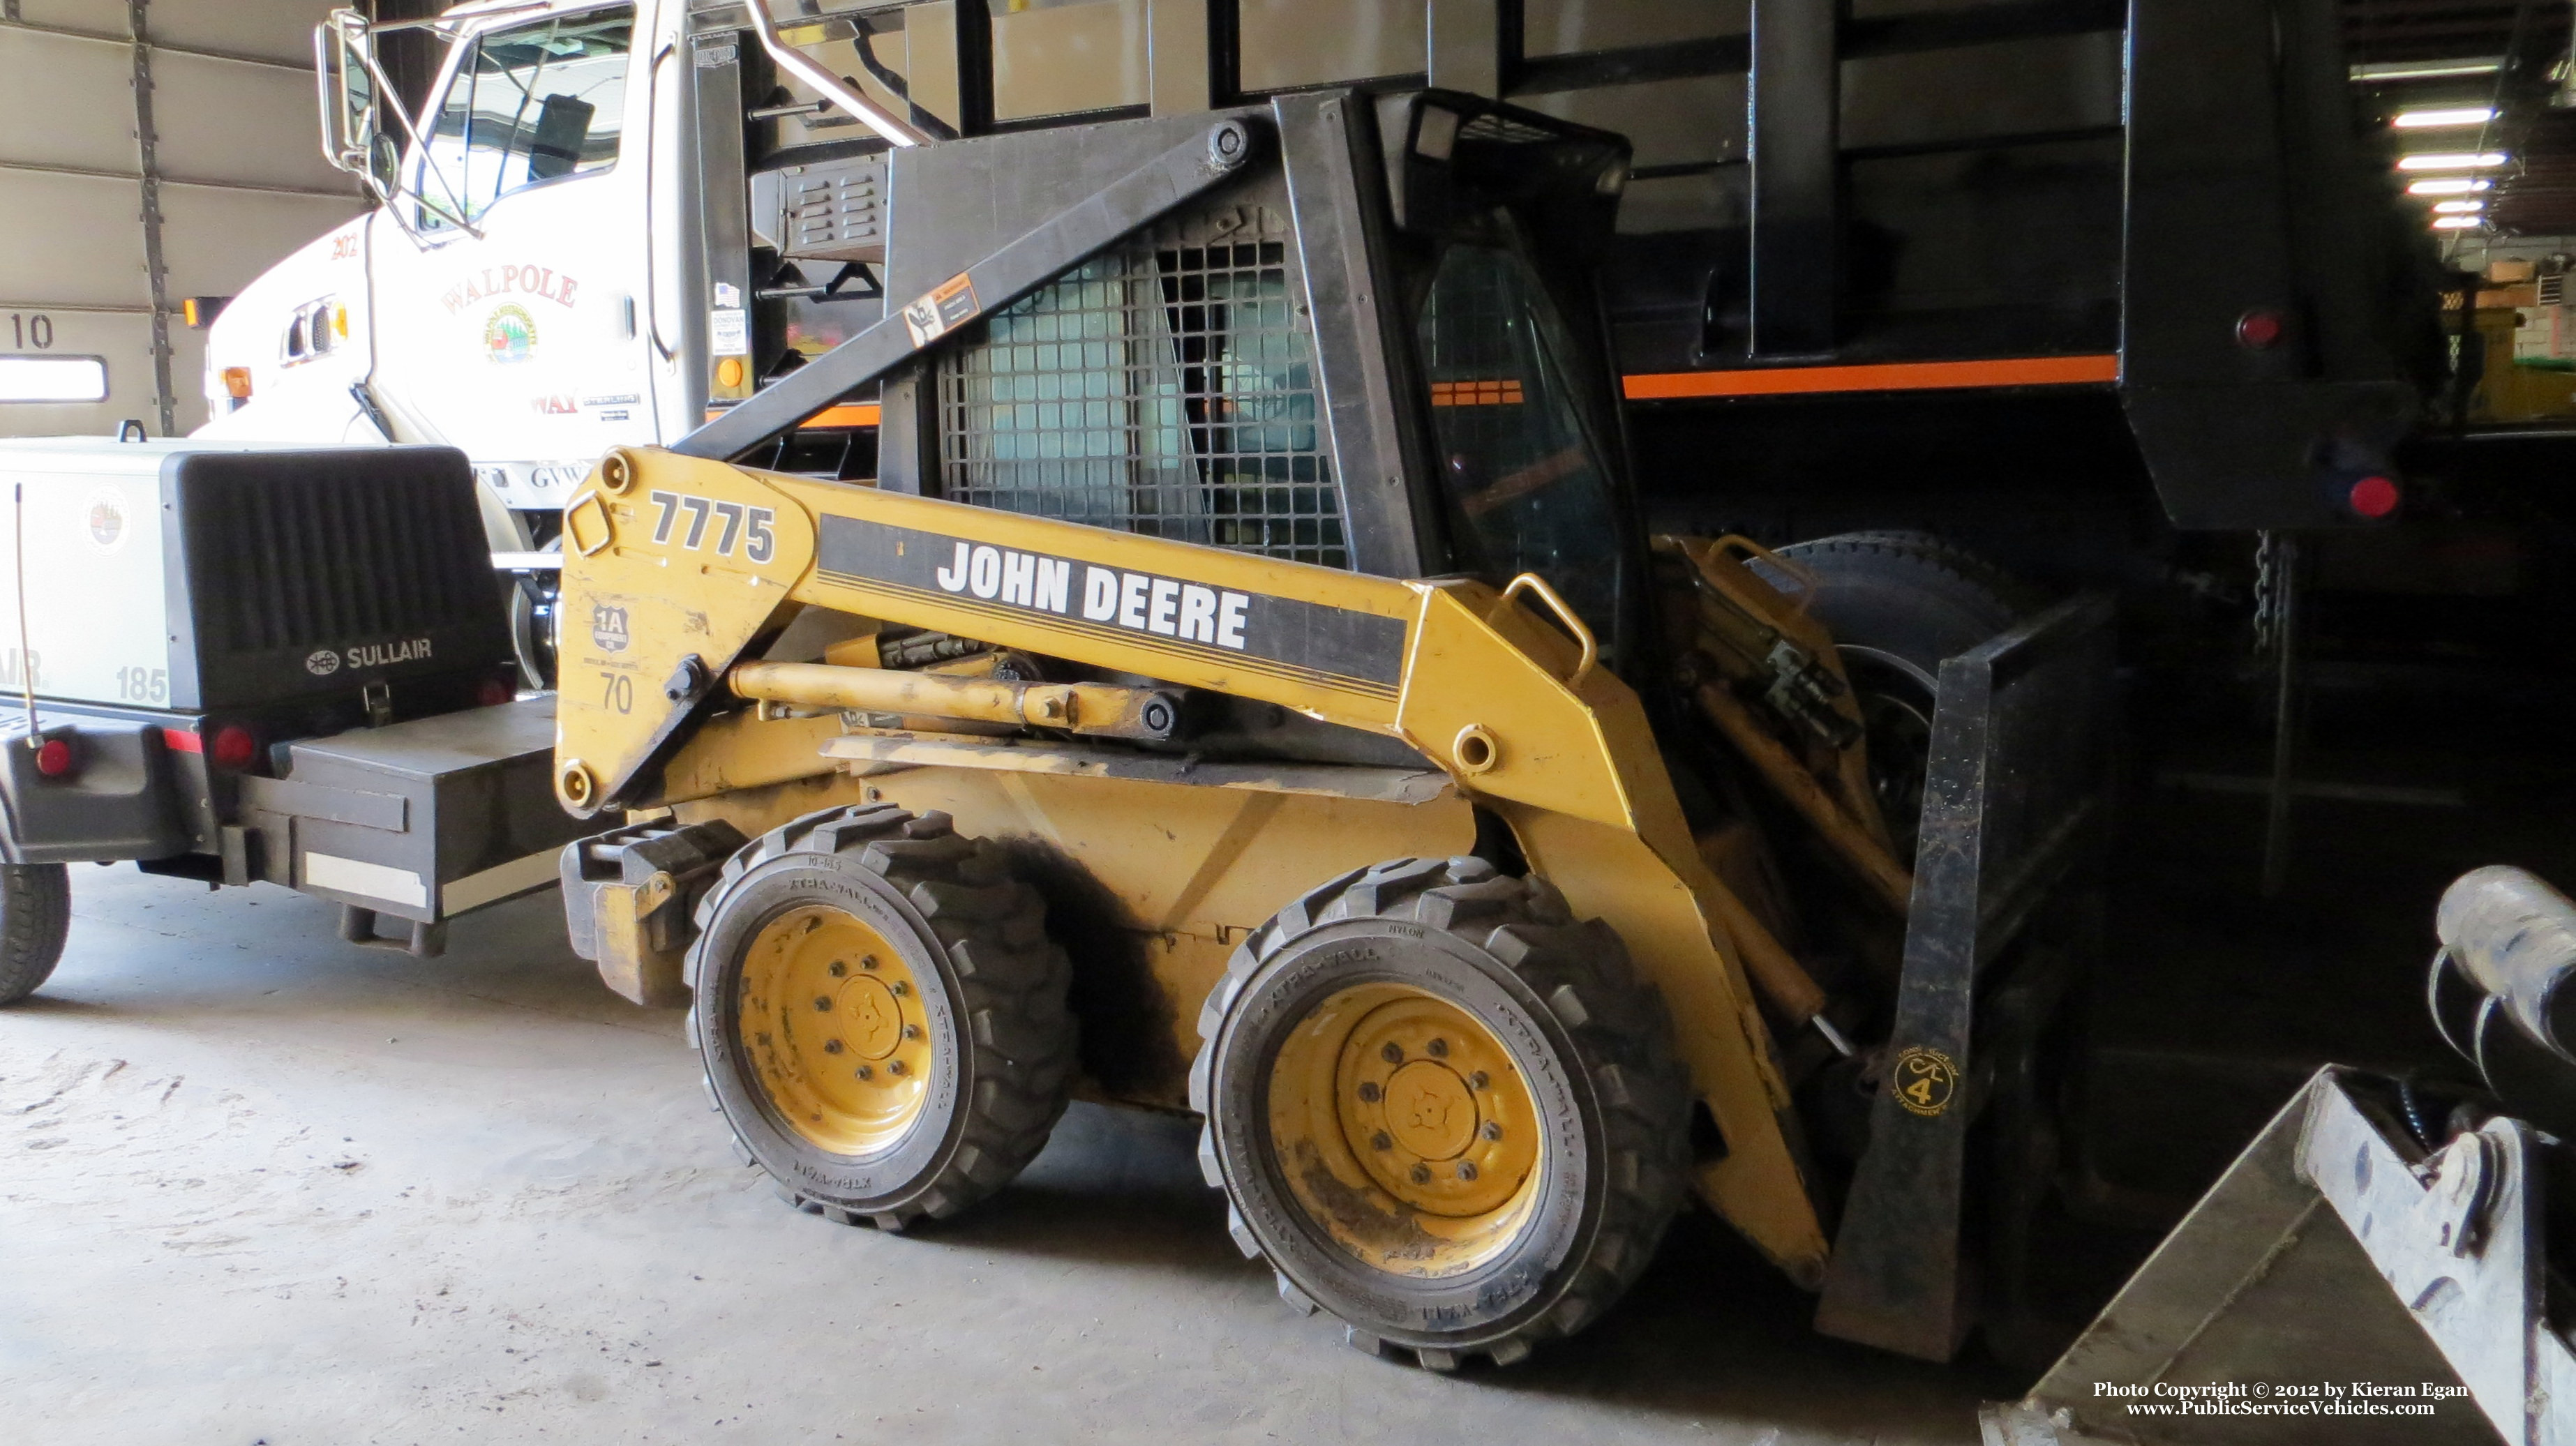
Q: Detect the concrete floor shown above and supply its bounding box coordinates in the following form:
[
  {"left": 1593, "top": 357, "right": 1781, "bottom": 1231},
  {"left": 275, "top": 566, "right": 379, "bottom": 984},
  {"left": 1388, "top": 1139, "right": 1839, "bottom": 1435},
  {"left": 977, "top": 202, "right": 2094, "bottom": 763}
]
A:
[{"left": 1, "top": 868, "right": 1992, "bottom": 1445}]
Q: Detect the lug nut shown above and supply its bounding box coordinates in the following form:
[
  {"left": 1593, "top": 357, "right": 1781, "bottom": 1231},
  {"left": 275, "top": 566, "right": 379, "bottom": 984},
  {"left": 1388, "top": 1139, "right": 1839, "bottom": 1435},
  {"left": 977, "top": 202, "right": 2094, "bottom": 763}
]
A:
[
  {"left": 1467, "top": 1071, "right": 1490, "bottom": 1090},
  {"left": 888, "top": 1060, "right": 908, "bottom": 1076},
  {"left": 860, "top": 956, "right": 878, "bottom": 972},
  {"left": 1481, "top": 1121, "right": 1502, "bottom": 1141},
  {"left": 814, "top": 996, "right": 833, "bottom": 1011},
  {"left": 902, "top": 1023, "right": 921, "bottom": 1039},
  {"left": 855, "top": 1065, "right": 873, "bottom": 1080},
  {"left": 1428, "top": 1038, "right": 1448, "bottom": 1058},
  {"left": 1356, "top": 1081, "right": 1381, "bottom": 1104},
  {"left": 824, "top": 1039, "right": 844, "bottom": 1055},
  {"left": 1380, "top": 1042, "right": 1402, "bottom": 1064},
  {"left": 828, "top": 961, "right": 846, "bottom": 977},
  {"left": 1370, "top": 1131, "right": 1393, "bottom": 1151},
  {"left": 1457, "top": 1161, "right": 1478, "bottom": 1181},
  {"left": 889, "top": 980, "right": 909, "bottom": 997},
  {"left": 1409, "top": 1164, "right": 1432, "bottom": 1185}
]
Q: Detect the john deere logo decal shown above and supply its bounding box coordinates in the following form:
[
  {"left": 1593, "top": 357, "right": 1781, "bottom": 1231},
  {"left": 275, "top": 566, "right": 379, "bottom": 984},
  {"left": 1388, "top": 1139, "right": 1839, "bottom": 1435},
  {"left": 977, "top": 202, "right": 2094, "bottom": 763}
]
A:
[
  {"left": 1888, "top": 1046, "right": 1959, "bottom": 1117},
  {"left": 484, "top": 303, "right": 538, "bottom": 364},
  {"left": 591, "top": 603, "right": 629, "bottom": 653}
]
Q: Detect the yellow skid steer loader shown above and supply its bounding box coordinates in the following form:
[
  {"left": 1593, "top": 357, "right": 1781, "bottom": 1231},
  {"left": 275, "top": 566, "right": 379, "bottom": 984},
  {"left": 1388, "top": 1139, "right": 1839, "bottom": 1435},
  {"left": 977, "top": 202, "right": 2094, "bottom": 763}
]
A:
[{"left": 551, "top": 91, "right": 2115, "bottom": 1370}]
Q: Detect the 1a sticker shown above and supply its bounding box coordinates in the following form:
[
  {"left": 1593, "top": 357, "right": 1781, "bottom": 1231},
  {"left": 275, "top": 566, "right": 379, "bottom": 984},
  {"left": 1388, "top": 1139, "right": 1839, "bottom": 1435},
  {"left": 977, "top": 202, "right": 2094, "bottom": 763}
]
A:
[
  {"left": 591, "top": 603, "right": 630, "bottom": 654},
  {"left": 1888, "top": 1046, "right": 1959, "bottom": 1117}
]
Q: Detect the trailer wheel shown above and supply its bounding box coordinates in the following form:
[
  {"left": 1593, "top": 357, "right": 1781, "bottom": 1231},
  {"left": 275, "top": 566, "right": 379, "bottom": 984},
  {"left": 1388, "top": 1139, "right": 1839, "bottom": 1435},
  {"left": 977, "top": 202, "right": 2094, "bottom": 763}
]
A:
[
  {"left": 0, "top": 862, "right": 70, "bottom": 1006},
  {"left": 1763, "top": 532, "right": 2038, "bottom": 857},
  {"left": 688, "top": 804, "right": 1074, "bottom": 1230},
  {"left": 1192, "top": 856, "right": 1689, "bottom": 1370},
  {"left": 507, "top": 537, "right": 562, "bottom": 691}
]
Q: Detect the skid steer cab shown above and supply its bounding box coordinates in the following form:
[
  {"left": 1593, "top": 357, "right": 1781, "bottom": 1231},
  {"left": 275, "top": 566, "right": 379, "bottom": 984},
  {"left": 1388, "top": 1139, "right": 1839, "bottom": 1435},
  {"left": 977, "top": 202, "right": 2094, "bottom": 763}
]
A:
[{"left": 552, "top": 89, "right": 2114, "bottom": 1373}]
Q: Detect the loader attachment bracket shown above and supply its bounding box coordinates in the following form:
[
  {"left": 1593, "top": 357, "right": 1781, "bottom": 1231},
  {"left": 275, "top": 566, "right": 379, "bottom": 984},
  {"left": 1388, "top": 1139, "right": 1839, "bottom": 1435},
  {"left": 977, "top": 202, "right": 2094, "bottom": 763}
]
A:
[{"left": 1815, "top": 592, "right": 2118, "bottom": 1360}]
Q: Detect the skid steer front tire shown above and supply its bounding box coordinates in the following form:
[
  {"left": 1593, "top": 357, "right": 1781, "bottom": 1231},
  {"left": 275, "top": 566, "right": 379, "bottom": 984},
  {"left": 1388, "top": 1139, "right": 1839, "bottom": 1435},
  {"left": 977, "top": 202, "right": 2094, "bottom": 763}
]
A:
[
  {"left": 1192, "top": 856, "right": 1690, "bottom": 1370},
  {"left": 689, "top": 804, "right": 1073, "bottom": 1230}
]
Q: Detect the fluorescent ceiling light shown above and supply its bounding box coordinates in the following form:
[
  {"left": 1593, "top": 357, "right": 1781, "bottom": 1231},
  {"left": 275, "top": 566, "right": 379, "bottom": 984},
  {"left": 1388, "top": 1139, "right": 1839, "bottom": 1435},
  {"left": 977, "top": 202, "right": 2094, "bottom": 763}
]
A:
[
  {"left": 2398, "top": 152, "right": 2510, "bottom": 170},
  {"left": 2409, "top": 177, "right": 2494, "bottom": 195},
  {"left": 2434, "top": 199, "right": 2487, "bottom": 213},
  {"left": 0, "top": 355, "right": 106, "bottom": 404},
  {"left": 2353, "top": 58, "right": 2505, "bottom": 82},
  {"left": 2432, "top": 216, "right": 2483, "bottom": 229},
  {"left": 2395, "top": 106, "right": 2499, "bottom": 128}
]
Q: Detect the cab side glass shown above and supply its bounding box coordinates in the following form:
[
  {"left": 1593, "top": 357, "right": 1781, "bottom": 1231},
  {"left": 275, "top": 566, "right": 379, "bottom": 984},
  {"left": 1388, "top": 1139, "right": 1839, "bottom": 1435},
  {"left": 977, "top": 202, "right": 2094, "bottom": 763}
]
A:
[
  {"left": 418, "top": 5, "right": 636, "bottom": 232},
  {"left": 1417, "top": 240, "right": 1629, "bottom": 660}
]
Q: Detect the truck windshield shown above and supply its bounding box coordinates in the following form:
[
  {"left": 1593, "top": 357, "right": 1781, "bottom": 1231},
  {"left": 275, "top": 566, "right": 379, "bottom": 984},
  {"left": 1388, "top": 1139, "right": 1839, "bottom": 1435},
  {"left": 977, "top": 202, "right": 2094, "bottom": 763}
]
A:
[
  {"left": 418, "top": 6, "right": 634, "bottom": 229},
  {"left": 1416, "top": 241, "right": 1628, "bottom": 656}
]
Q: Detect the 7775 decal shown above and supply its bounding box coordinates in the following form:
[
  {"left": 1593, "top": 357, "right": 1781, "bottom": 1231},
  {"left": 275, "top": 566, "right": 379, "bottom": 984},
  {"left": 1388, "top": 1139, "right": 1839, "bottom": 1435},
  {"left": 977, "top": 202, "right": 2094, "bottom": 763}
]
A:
[{"left": 647, "top": 489, "right": 777, "bottom": 563}]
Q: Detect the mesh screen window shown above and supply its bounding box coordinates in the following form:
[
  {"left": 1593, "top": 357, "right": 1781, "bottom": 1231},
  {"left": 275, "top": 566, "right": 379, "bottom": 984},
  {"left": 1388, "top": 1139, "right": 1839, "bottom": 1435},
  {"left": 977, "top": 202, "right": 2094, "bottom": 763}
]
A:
[{"left": 937, "top": 213, "right": 1350, "bottom": 568}]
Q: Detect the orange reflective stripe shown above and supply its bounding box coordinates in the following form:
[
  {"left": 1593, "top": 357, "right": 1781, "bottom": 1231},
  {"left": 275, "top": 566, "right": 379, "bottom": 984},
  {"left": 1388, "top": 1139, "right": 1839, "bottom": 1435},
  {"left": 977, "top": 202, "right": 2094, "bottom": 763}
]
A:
[
  {"left": 1623, "top": 354, "right": 2120, "bottom": 400},
  {"left": 800, "top": 403, "right": 882, "bottom": 428},
  {"left": 1430, "top": 379, "right": 1527, "bottom": 406}
]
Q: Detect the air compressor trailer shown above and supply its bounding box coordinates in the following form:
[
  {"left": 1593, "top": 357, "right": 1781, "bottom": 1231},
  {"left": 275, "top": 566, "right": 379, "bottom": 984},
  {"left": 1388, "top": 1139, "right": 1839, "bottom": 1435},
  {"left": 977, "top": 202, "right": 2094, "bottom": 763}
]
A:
[{"left": 0, "top": 437, "right": 594, "bottom": 1000}]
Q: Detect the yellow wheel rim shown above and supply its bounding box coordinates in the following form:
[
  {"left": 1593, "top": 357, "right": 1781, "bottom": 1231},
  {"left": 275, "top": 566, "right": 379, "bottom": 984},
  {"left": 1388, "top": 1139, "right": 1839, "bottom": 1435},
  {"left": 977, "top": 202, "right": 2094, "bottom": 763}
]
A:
[
  {"left": 736, "top": 903, "right": 935, "bottom": 1157},
  {"left": 1267, "top": 981, "right": 1545, "bottom": 1276}
]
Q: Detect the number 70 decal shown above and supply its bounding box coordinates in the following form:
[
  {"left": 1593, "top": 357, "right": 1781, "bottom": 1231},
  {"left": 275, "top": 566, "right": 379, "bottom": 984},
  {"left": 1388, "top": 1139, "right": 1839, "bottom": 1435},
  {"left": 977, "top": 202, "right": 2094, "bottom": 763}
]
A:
[{"left": 647, "top": 489, "right": 777, "bottom": 563}]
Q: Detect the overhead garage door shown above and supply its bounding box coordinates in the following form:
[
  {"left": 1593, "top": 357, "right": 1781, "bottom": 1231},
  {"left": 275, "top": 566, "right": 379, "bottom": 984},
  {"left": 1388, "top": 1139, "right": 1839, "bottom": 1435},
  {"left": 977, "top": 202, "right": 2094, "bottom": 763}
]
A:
[{"left": 0, "top": 0, "right": 367, "bottom": 440}]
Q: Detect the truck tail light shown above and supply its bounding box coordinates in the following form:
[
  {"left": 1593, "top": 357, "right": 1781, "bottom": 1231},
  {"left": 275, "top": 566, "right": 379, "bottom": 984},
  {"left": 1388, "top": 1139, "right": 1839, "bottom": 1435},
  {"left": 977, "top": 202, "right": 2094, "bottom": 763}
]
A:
[
  {"left": 33, "top": 737, "right": 75, "bottom": 778},
  {"left": 2348, "top": 474, "right": 2402, "bottom": 519},
  {"left": 209, "top": 725, "right": 259, "bottom": 770},
  {"left": 478, "top": 675, "right": 515, "bottom": 707}
]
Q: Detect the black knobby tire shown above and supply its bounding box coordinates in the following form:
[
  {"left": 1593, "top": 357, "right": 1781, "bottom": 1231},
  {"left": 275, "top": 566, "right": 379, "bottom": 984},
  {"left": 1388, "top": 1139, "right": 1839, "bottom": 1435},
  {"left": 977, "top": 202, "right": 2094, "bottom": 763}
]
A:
[
  {"left": 0, "top": 862, "right": 70, "bottom": 1007},
  {"left": 688, "top": 804, "right": 1074, "bottom": 1230},
  {"left": 1767, "top": 530, "right": 2039, "bottom": 678},
  {"left": 1190, "top": 856, "right": 1691, "bottom": 1370},
  {"left": 1758, "top": 532, "right": 2038, "bottom": 857}
]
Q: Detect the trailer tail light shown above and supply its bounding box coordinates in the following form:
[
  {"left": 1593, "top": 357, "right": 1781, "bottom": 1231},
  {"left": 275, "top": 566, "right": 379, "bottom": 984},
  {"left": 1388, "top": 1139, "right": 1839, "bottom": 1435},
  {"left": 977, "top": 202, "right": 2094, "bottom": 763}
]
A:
[
  {"left": 209, "top": 725, "right": 259, "bottom": 770},
  {"left": 2348, "top": 474, "right": 2402, "bottom": 519},
  {"left": 2236, "top": 310, "right": 2284, "bottom": 349},
  {"left": 33, "top": 738, "right": 75, "bottom": 778},
  {"left": 477, "top": 675, "right": 515, "bottom": 707}
]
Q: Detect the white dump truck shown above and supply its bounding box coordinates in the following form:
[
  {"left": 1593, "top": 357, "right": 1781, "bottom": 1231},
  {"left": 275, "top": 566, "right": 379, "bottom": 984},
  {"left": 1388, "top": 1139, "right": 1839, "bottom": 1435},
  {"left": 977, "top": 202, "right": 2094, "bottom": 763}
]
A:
[{"left": 195, "top": 0, "right": 935, "bottom": 682}]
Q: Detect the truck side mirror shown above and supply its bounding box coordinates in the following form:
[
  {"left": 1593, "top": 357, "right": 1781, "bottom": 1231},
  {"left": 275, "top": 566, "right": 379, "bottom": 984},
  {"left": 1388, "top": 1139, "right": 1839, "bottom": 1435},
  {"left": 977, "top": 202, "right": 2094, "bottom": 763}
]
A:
[{"left": 316, "top": 8, "right": 387, "bottom": 198}]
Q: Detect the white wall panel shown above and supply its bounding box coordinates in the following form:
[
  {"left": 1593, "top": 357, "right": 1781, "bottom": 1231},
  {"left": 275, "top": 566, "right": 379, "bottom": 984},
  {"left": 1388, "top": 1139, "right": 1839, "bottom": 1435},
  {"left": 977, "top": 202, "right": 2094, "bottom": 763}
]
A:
[
  {"left": 0, "top": 29, "right": 137, "bottom": 173},
  {"left": 15, "top": 1, "right": 128, "bottom": 38},
  {"left": 0, "top": 170, "right": 149, "bottom": 308},
  {"left": 153, "top": 50, "right": 351, "bottom": 192},
  {"left": 153, "top": 0, "right": 332, "bottom": 65}
]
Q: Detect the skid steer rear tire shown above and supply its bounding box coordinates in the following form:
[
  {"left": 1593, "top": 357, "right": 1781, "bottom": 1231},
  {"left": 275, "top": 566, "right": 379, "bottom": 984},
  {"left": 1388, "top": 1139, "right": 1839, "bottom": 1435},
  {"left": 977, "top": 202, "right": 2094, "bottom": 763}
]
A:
[
  {"left": 0, "top": 862, "right": 70, "bottom": 1006},
  {"left": 689, "top": 804, "right": 1073, "bottom": 1230},
  {"left": 1192, "top": 856, "right": 1690, "bottom": 1370}
]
